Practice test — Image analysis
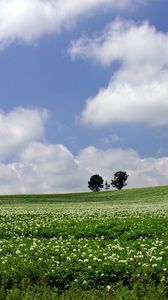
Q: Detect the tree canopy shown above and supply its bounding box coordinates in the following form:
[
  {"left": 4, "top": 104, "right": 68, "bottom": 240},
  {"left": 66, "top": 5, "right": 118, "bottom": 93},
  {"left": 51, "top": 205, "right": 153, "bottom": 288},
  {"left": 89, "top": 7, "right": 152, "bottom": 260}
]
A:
[
  {"left": 88, "top": 174, "right": 104, "bottom": 192},
  {"left": 111, "top": 171, "right": 128, "bottom": 190}
]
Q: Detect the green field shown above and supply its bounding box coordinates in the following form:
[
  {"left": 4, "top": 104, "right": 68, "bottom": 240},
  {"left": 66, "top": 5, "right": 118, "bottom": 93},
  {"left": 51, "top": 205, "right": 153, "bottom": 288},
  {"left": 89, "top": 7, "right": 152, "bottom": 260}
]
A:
[{"left": 0, "top": 186, "right": 168, "bottom": 299}]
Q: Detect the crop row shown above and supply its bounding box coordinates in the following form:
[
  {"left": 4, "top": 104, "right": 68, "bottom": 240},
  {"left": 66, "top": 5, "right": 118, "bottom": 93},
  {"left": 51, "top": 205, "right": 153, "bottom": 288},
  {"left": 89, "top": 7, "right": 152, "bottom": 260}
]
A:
[{"left": 0, "top": 201, "right": 167, "bottom": 292}]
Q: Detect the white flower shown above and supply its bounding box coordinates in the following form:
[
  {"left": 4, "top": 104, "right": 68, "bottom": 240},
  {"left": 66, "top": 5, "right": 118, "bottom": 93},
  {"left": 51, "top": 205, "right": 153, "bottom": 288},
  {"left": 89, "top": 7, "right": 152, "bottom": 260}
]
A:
[{"left": 107, "top": 285, "right": 111, "bottom": 292}]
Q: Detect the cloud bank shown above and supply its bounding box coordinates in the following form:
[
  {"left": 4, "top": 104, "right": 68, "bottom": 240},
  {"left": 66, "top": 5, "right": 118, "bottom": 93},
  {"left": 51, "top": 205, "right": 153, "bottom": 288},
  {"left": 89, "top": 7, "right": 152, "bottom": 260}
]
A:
[
  {"left": 0, "top": 107, "right": 48, "bottom": 160},
  {"left": 69, "top": 19, "right": 168, "bottom": 126},
  {"left": 0, "top": 0, "right": 147, "bottom": 50},
  {"left": 0, "top": 106, "right": 168, "bottom": 194}
]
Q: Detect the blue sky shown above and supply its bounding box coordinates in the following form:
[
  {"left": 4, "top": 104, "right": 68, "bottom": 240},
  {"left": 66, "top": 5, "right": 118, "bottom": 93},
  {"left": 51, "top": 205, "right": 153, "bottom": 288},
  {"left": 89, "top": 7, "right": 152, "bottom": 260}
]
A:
[{"left": 0, "top": 0, "right": 168, "bottom": 194}]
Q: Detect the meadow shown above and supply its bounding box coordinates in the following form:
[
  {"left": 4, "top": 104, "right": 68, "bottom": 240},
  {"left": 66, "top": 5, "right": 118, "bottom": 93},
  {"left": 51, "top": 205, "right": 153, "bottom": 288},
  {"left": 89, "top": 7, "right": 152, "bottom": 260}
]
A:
[{"left": 0, "top": 186, "right": 168, "bottom": 299}]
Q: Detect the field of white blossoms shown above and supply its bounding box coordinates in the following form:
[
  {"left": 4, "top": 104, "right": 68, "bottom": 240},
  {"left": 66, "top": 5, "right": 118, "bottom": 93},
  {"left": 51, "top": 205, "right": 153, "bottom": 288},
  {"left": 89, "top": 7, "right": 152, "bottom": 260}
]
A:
[{"left": 0, "top": 186, "right": 168, "bottom": 299}]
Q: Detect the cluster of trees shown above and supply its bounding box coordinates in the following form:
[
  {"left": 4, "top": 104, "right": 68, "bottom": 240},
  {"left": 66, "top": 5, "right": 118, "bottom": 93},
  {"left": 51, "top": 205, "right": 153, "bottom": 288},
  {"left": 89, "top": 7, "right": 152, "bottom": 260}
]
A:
[{"left": 88, "top": 171, "right": 128, "bottom": 192}]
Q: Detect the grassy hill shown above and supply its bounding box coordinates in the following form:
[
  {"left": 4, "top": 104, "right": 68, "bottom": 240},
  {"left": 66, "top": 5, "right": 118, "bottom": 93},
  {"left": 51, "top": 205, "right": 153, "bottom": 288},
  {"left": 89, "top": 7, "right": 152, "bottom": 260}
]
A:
[
  {"left": 0, "top": 185, "right": 168, "bottom": 299},
  {"left": 0, "top": 184, "right": 168, "bottom": 203}
]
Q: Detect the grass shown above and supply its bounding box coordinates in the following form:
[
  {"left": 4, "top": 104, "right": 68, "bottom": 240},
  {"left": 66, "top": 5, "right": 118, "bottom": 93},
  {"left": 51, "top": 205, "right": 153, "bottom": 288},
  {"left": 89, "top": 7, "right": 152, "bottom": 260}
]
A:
[
  {"left": 0, "top": 186, "right": 168, "bottom": 299},
  {"left": 0, "top": 185, "right": 168, "bottom": 203}
]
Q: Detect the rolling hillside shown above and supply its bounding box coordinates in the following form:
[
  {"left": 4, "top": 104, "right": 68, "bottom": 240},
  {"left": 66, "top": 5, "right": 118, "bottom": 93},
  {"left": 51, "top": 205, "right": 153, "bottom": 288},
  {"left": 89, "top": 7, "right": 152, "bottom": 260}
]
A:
[{"left": 0, "top": 186, "right": 168, "bottom": 299}]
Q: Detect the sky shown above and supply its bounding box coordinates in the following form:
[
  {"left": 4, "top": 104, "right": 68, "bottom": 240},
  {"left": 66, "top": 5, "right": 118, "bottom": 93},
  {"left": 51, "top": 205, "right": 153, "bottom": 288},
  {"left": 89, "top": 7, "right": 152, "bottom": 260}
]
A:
[{"left": 0, "top": 0, "right": 168, "bottom": 194}]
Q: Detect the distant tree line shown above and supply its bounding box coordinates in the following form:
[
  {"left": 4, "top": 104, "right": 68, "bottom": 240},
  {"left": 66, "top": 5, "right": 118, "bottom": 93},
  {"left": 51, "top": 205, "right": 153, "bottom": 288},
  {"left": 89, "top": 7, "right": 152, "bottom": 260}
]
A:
[{"left": 88, "top": 171, "right": 128, "bottom": 192}]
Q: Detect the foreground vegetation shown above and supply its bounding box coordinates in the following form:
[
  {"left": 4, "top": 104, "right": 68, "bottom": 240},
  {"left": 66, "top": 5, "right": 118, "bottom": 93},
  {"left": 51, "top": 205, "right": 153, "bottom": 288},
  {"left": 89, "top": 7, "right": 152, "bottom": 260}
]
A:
[{"left": 0, "top": 186, "right": 168, "bottom": 299}]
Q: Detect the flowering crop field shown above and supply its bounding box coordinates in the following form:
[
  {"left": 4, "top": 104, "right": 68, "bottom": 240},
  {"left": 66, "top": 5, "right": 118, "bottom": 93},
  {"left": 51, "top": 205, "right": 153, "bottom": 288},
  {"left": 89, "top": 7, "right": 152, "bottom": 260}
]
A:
[{"left": 1, "top": 186, "right": 168, "bottom": 299}]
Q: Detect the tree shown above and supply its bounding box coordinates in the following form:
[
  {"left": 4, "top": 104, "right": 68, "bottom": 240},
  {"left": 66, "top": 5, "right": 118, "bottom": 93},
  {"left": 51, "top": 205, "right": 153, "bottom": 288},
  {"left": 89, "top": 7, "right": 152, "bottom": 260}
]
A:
[
  {"left": 104, "top": 180, "right": 110, "bottom": 191},
  {"left": 88, "top": 174, "right": 104, "bottom": 192},
  {"left": 111, "top": 171, "right": 128, "bottom": 190}
]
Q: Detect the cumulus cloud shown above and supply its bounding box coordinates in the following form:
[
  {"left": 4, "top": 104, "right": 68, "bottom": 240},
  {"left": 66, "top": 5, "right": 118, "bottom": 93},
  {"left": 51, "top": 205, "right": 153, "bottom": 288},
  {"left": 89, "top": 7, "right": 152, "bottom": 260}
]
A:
[
  {"left": 0, "top": 107, "right": 48, "bottom": 160},
  {"left": 0, "top": 107, "right": 89, "bottom": 193},
  {"left": 0, "top": 163, "right": 25, "bottom": 194},
  {"left": 69, "top": 19, "right": 168, "bottom": 126},
  {"left": 1, "top": 142, "right": 168, "bottom": 194},
  {"left": 0, "top": 0, "right": 148, "bottom": 50},
  {"left": 77, "top": 146, "right": 168, "bottom": 188},
  {"left": 0, "top": 106, "right": 168, "bottom": 194},
  {"left": 10, "top": 142, "right": 88, "bottom": 194},
  {"left": 70, "top": 19, "right": 168, "bottom": 67}
]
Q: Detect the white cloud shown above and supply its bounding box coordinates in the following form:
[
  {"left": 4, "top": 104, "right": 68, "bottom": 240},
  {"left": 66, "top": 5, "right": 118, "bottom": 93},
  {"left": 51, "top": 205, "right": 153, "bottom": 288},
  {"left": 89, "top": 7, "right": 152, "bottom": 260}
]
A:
[
  {"left": 0, "top": 107, "right": 48, "bottom": 160},
  {"left": 80, "top": 75, "right": 168, "bottom": 126},
  {"left": 70, "top": 19, "right": 168, "bottom": 67},
  {"left": 77, "top": 146, "right": 168, "bottom": 188},
  {"left": 0, "top": 107, "right": 90, "bottom": 193},
  {"left": 0, "top": 163, "right": 25, "bottom": 194},
  {"left": 0, "top": 106, "right": 168, "bottom": 194},
  {"left": 0, "top": 0, "right": 148, "bottom": 50},
  {"left": 1, "top": 142, "right": 168, "bottom": 194},
  {"left": 10, "top": 142, "right": 87, "bottom": 194},
  {"left": 69, "top": 19, "right": 168, "bottom": 126}
]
